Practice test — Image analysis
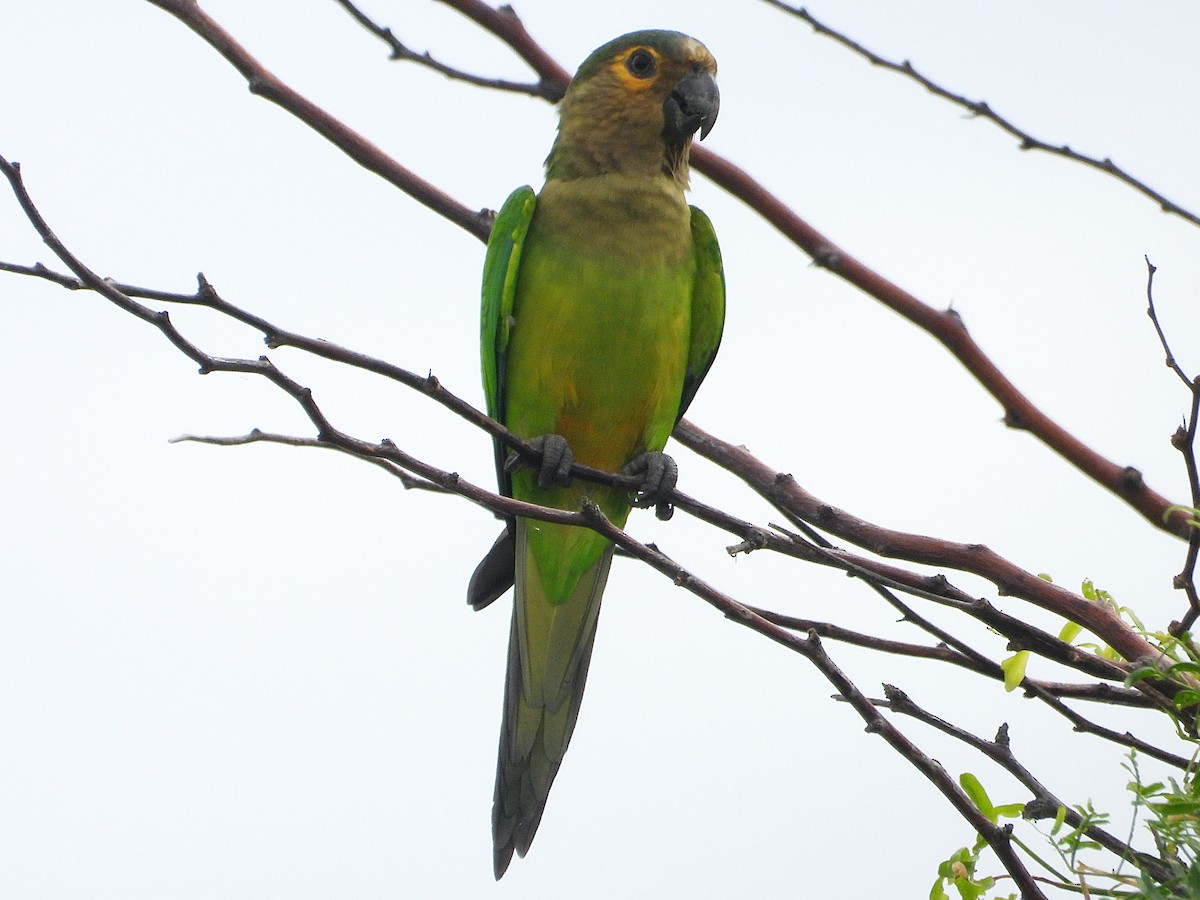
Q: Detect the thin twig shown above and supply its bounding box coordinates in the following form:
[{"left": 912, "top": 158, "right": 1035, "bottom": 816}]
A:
[
  {"left": 1020, "top": 681, "right": 1191, "bottom": 770},
  {"left": 754, "top": 606, "right": 1150, "bottom": 706},
  {"left": 1144, "top": 258, "right": 1200, "bottom": 633},
  {"left": 331, "top": 0, "right": 557, "bottom": 99},
  {"left": 760, "top": 0, "right": 1200, "bottom": 228},
  {"left": 170, "top": 428, "right": 448, "bottom": 492}
]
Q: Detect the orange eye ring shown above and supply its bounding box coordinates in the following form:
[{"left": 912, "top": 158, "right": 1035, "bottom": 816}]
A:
[{"left": 624, "top": 47, "right": 656, "bottom": 79}]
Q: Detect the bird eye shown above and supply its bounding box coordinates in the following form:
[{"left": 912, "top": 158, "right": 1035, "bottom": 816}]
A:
[{"left": 625, "top": 48, "right": 656, "bottom": 79}]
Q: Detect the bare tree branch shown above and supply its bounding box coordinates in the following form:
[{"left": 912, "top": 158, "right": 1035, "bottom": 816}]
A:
[
  {"left": 1019, "top": 681, "right": 1191, "bottom": 770},
  {"left": 758, "top": 606, "right": 1150, "bottom": 705},
  {"left": 677, "top": 419, "right": 1169, "bottom": 669},
  {"left": 1144, "top": 257, "right": 1200, "bottom": 633},
  {"left": 761, "top": 0, "right": 1200, "bottom": 229},
  {"left": 332, "top": 0, "right": 557, "bottom": 99}
]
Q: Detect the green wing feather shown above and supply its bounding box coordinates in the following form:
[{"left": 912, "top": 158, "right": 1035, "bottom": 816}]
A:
[
  {"left": 481, "top": 185, "right": 538, "bottom": 494},
  {"left": 467, "top": 187, "right": 537, "bottom": 613},
  {"left": 679, "top": 206, "right": 725, "bottom": 420}
]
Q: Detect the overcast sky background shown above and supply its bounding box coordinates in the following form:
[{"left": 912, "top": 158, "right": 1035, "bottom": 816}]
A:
[{"left": 3, "top": 2, "right": 1200, "bottom": 897}]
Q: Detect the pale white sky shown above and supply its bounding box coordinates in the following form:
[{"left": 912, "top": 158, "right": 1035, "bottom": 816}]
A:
[{"left": 3, "top": 2, "right": 1199, "bottom": 897}]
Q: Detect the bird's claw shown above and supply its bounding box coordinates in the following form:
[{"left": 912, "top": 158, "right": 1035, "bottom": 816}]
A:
[
  {"left": 621, "top": 451, "right": 678, "bottom": 521},
  {"left": 508, "top": 433, "right": 574, "bottom": 489}
]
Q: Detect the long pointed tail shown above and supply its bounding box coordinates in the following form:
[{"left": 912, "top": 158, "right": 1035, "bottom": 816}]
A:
[{"left": 492, "top": 520, "right": 614, "bottom": 879}]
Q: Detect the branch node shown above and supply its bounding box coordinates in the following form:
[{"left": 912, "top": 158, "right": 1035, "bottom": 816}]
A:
[
  {"left": 726, "top": 527, "right": 771, "bottom": 557},
  {"left": 811, "top": 246, "right": 842, "bottom": 270},
  {"left": 195, "top": 272, "right": 216, "bottom": 299},
  {"left": 1118, "top": 466, "right": 1144, "bottom": 494},
  {"left": 1002, "top": 408, "right": 1027, "bottom": 431},
  {"left": 1022, "top": 797, "right": 1059, "bottom": 821},
  {"left": 881, "top": 683, "right": 915, "bottom": 713}
]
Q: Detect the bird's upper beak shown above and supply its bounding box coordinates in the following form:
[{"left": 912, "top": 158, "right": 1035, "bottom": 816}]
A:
[{"left": 663, "top": 68, "right": 720, "bottom": 144}]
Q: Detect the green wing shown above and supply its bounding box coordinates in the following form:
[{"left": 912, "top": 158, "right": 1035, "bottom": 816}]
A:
[
  {"left": 481, "top": 186, "right": 537, "bottom": 494},
  {"left": 678, "top": 205, "right": 725, "bottom": 420}
]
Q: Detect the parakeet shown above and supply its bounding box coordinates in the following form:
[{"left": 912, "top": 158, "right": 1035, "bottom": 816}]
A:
[{"left": 467, "top": 30, "right": 725, "bottom": 879}]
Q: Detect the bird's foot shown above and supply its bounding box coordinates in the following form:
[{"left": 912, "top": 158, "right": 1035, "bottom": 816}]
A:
[
  {"left": 506, "top": 433, "right": 574, "bottom": 489},
  {"left": 621, "top": 451, "right": 678, "bottom": 521}
]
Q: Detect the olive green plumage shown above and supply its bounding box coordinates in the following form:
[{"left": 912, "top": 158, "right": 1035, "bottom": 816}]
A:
[{"left": 469, "top": 29, "right": 725, "bottom": 878}]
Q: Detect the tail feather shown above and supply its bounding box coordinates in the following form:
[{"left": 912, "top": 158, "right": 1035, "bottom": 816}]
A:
[
  {"left": 467, "top": 526, "right": 515, "bottom": 611},
  {"left": 492, "top": 520, "right": 613, "bottom": 879}
]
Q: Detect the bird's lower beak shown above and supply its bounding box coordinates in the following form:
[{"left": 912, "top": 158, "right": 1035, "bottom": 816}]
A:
[{"left": 663, "top": 69, "right": 720, "bottom": 143}]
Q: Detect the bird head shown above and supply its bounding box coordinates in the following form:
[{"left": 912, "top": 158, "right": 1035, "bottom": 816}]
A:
[{"left": 546, "top": 30, "right": 719, "bottom": 187}]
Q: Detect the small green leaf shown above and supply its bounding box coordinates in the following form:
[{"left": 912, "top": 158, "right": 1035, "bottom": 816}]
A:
[
  {"left": 1051, "top": 804, "right": 1067, "bottom": 835},
  {"left": 959, "top": 773, "right": 995, "bottom": 820},
  {"left": 993, "top": 802, "right": 1025, "bottom": 819},
  {"left": 1057, "top": 620, "right": 1083, "bottom": 644},
  {"left": 1152, "top": 798, "right": 1200, "bottom": 816},
  {"left": 1186, "top": 859, "right": 1200, "bottom": 893},
  {"left": 1172, "top": 688, "right": 1200, "bottom": 710},
  {"left": 1125, "top": 666, "right": 1164, "bottom": 687},
  {"left": 1000, "top": 650, "right": 1029, "bottom": 692}
]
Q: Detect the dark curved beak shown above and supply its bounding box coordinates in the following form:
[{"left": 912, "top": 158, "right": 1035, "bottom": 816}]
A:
[{"left": 663, "top": 69, "right": 720, "bottom": 144}]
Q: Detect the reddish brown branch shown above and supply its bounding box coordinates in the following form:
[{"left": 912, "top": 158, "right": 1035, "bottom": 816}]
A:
[
  {"left": 437, "top": 0, "right": 570, "bottom": 96},
  {"left": 145, "top": 0, "right": 491, "bottom": 240},
  {"left": 676, "top": 418, "right": 1166, "bottom": 668},
  {"left": 688, "top": 148, "right": 1191, "bottom": 540}
]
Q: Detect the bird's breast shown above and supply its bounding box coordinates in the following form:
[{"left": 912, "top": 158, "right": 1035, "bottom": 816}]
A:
[{"left": 503, "top": 179, "right": 696, "bottom": 476}]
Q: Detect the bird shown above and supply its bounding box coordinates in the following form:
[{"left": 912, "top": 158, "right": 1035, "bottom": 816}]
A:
[{"left": 466, "top": 29, "right": 725, "bottom": 879}]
